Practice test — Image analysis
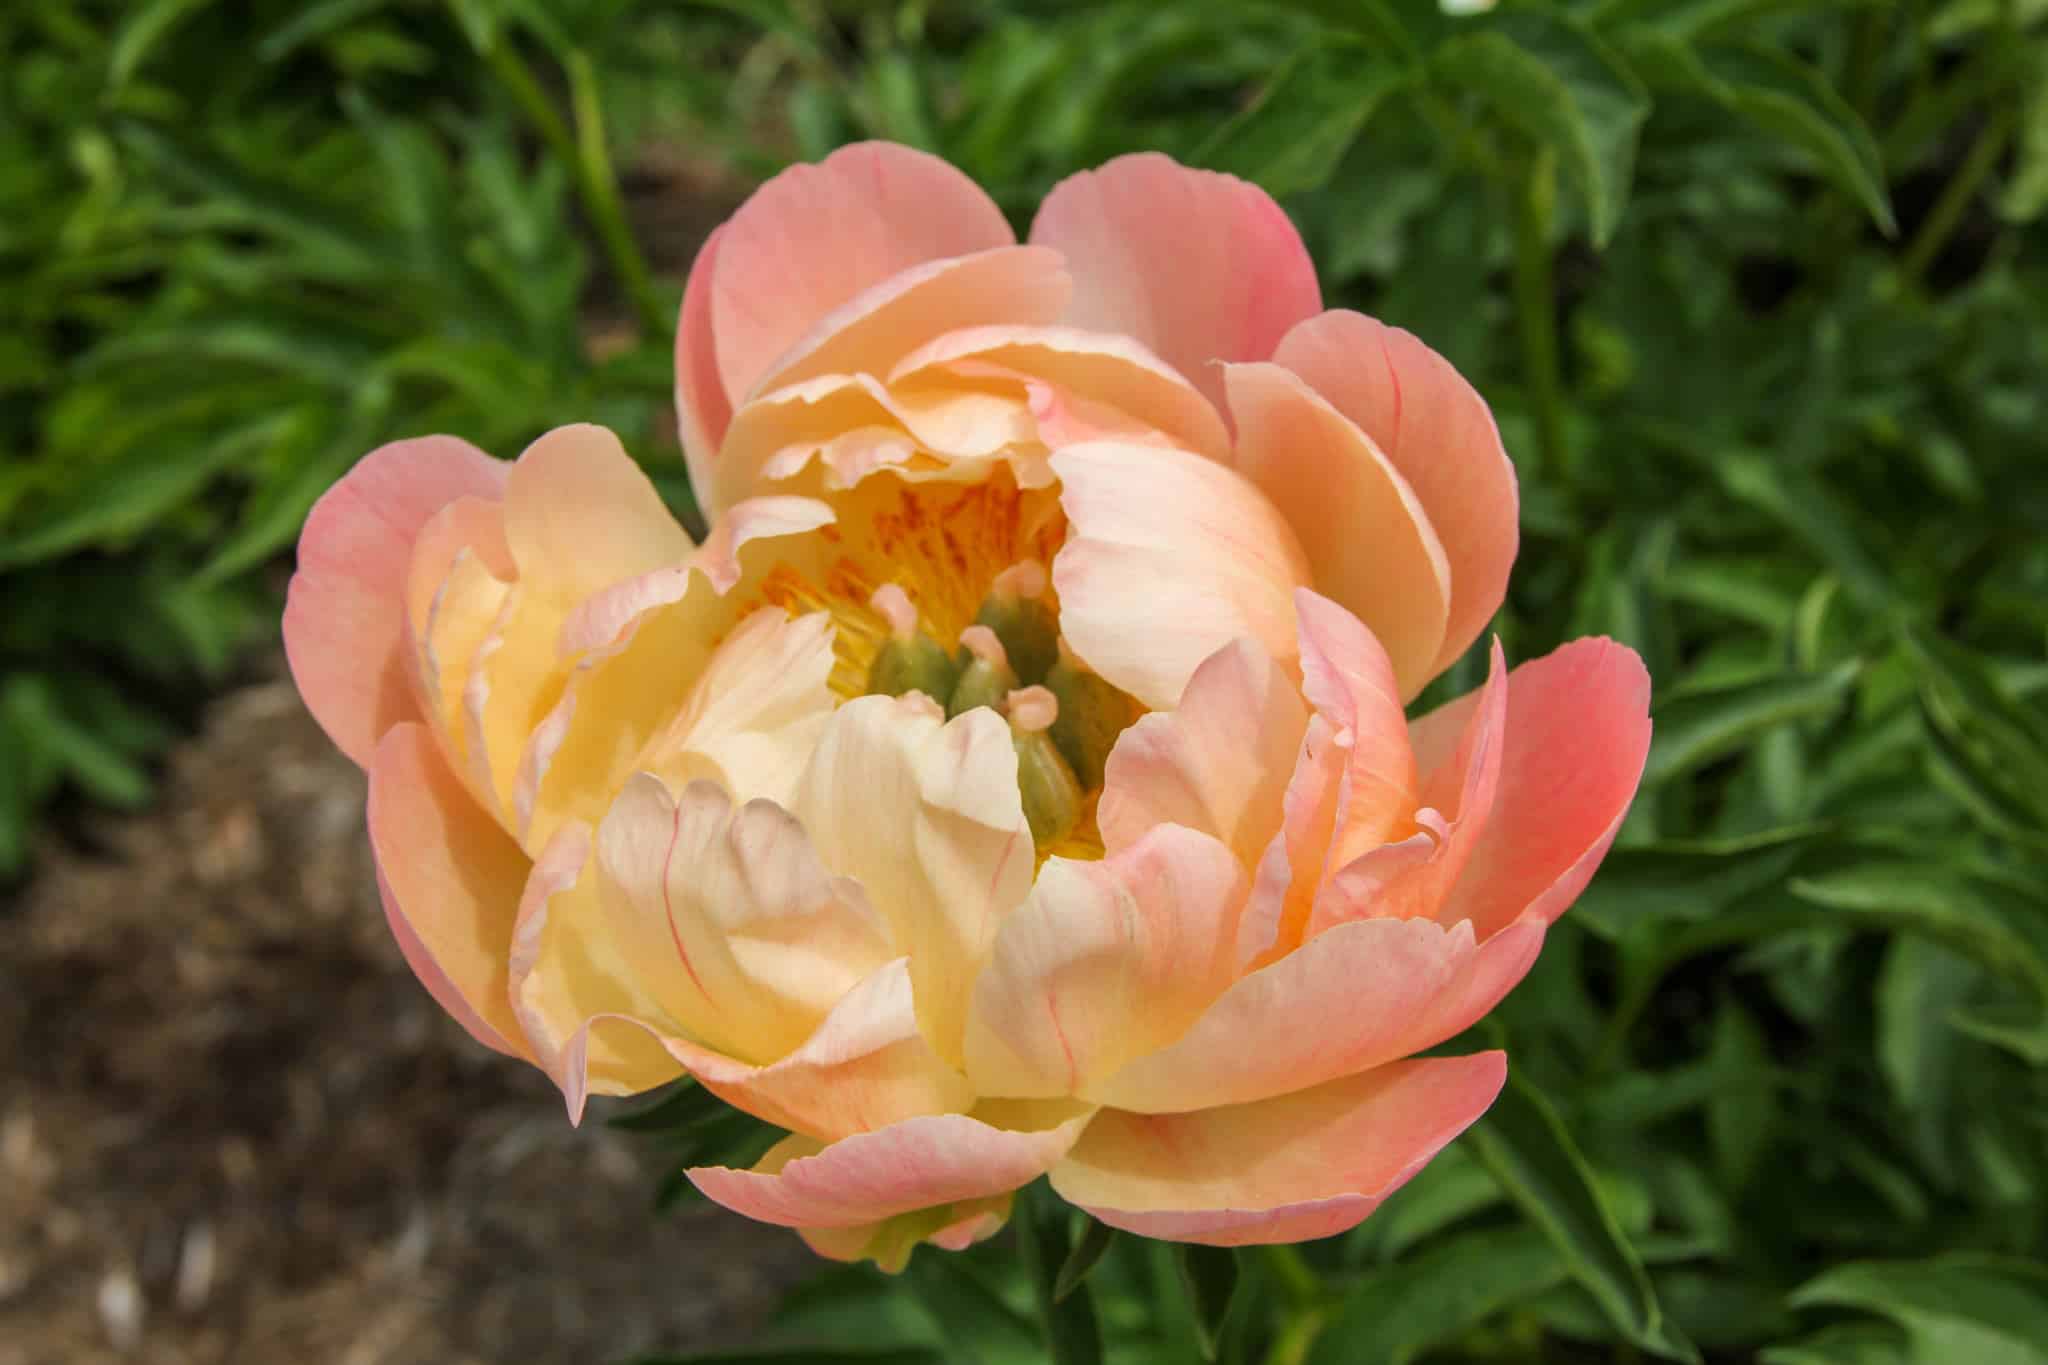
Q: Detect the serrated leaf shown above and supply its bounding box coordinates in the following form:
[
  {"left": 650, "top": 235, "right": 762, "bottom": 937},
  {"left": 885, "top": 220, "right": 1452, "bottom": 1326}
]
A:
[
  {"left": 1465, "top": 1071, "right": 1697, "bottom": 1361},
  {"left": 1196, "top": 41, "right": 1408, "bottom": 197},
  {"left": 1435, "top": 11, "right": 1649, "bottom": 244}
]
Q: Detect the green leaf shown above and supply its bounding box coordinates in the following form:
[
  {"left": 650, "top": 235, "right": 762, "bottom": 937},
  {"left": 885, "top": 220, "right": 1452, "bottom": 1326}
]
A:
[
  {"left": 607, "top": 1079, "right": 728, "bottom": 1133},
  {"left": 109, "top": 0, "right": 212, "bottom": 88},
  {"left": 1644, "top": 662, "right": 1860, "bottom": 788},
  {"left": 1435, "top": 10, "right": 1649, "bottom": 245},
  {"left": 1622, "top": 31, "right": 1895, "bottom": 234},
  {"left": 626, "top": 1352, "right": 947, "bottom": 1365},
  {"left": 1195, "top": 41, "right": 1408, "bottom": 198},
  {"left": 1015, "top": 1184, "right": 1103, "bottom": 1365},
  {"left": 1571, "top": 825, "right": 1824, "bottom": 938},
  {"left": 1052, "top": 1217, "right": 1117, "bottom": 1304},
  {"left": 1759, "top": 1322, "right": 1911, "bottom": 1365},
  {"left": 1173, "top": 1245, "right": 1242, "bottom": 1361},
  {"left": 1789, "top": 865, "right": 2048, "bottom": 1000},
  {"left": 1307, "top": 1226, "right": 1568, "bottom": 1365},
  {"left": 1465, "top": 1072, "right": 1697, "bottom": 1361},
  {"left": 902, "top": 1254, "right": 1041, "bottom": 1365},
  {"left": 1789, "top": 1257, "right": 2048, "bottom": 1365}
]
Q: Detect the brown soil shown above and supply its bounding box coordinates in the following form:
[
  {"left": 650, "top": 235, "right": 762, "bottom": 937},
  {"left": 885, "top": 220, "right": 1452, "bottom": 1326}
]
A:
[{"left": 0, "top": 653, "right": 812, "bottom": 1365}]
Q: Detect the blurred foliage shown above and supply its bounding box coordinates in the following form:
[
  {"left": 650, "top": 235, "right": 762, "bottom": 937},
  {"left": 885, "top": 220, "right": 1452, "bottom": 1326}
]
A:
[{"left": 10, "top": 0, "right": 2048, "bottom": 1360}]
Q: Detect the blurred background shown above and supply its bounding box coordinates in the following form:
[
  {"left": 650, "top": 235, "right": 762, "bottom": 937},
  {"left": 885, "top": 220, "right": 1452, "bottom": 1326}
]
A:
[{"left": 3, "top": 1, "right": 2046, "bottom": 1362}]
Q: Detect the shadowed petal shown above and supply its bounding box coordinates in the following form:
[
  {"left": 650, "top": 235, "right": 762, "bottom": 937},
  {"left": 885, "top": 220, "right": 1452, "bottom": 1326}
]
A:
[
  {"left": 1052, "top": 441, "right": 1312, "bottom": 710},
  {"left": 1274, "top": 310, "right": 1520, "bottom": 678}
]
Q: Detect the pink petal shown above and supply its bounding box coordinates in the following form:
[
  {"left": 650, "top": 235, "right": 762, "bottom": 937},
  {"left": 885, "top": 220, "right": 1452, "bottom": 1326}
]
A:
[
  {"left": 1304, "top": 638, "right": 1508, "bottom": 940},
  {"left": 962, "top": 825, "right": 1247, "bottom": 1100},
  {"left": 284, "top": 436, "right": 506, "bottom": 768},
  {"left": 1050, "top": 1052, "right": 1506, "bottom": 1246},
  {"left": 1274, "top": 311, "right": 1520, "bottom": 679},
  {"left": 1435, "top": 638, "right": 1653, "bottom": 941},
  {"left": 663, "top": 958, "right": 977, "bottom": 1142},
  {"left": 1051, "top": 441, "right": 1312, "bottom": 709},
  {"left": 366, "top": 722, "right": 531, "bottom": 1060},
  {"left": 1090, "top": 917, "right": 1474, "bottom": 1114},
  {"left": 1226, "top": 363, "right": 1451, "bottom": 701},
  {"left": 1029, "top": 153, "right": 1321, "bottom": 413},
  {"left": 1293, "top": 589, "right": 1421, "bottom": 868},
  {"left": 792, "top": 696, "right": 1035, "bottom": 1068},
  {"left": 745, "top": 246, "right": 1072, "bottom": 406},
  {"left": 708, "top": 142, "right": 1017, "bottom": 408},
  {"left": 798, "top": 1191, "right": 1013, "bottom": 1272},
  {"left": 690, "top": 1106, "right": 1091, "bottom": 1229},
  {"left": 676, "top": 222, "right": 733, "bottom": 500},
  {"left": 1097, "top": 637, "right": 1306, "bottom": 866},
  {"left": 1232, "top": 713, "right": 1344, "bottom": 969},
  {"left": 889, "top": 324, "right": 1232, "bottom": 460}
]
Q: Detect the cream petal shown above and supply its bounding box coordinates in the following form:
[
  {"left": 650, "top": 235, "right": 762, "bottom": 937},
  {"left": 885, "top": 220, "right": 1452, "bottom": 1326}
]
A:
[
  {"left": 1051, "top": 441, "right": 1311, "bottom": 710},
  {"left": 792, "top": 695, "right": 1035, "bottom": 1068},
  {"left": 1029, "top": 153, "right": 1321, "bottom": 413},
  {"left": 1226, "top": 363, "right": 1451, "bottom": 701},
  {"left": 662, "top": 958, "right": 977, "bottom": 1142},
  {"left": 962, "top": 825, "right": 1246, "bottom": 1100},
  {"left": 284, "top": 436, "right": 506, "bottom": 768},
  {"left": 1274, "top": 310, "right": 1520, "bottom": 678},
  {"left": 1050, "top": 1053, "right": 1506, "bottom": 1246}
]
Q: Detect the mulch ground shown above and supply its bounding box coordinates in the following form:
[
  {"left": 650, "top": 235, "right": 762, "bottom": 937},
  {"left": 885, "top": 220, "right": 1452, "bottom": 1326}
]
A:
[{"left": 0, "top": 653, "right": 813, "bottom": 1365}]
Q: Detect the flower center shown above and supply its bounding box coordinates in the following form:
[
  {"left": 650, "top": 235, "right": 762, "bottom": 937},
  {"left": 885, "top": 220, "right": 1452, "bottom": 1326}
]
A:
[{"left": 743, "top": 469, "right": 1139, "bottom": 860}]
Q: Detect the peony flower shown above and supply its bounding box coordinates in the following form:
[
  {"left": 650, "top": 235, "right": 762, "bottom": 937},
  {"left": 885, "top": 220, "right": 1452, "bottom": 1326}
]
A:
[{"left": 285, "top": 142, "right": 1649, "bottom": 1270}]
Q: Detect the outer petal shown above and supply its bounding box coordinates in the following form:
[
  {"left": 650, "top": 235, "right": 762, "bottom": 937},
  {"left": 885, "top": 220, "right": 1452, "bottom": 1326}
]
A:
[
  {"left": 1051, "top": 442, "right": 1312, "bottom": 710},
  {"left": 1029, "top": 153, "right": 1321, "bottom": 413},
  {"left": 662, "top": 958, "right": 977, "bottom": 1142},
  {"left": 1097, "top": 637, "right": 1306, "bottom": 865},
  {"left": 792, "top": 696, "right": 1035, "bottom": 1068},
  {"left": 366, "top": 722, "right": 531, "bottom": 1061},
  {"left": 707, "top": 142, "right": 1016, "bottom": 407},
  {"left": 677, "top": 222, "right": 732, "bottom": 500},
  {"left": 962, "top": 825, "right": 1247, "bottom": 1100},
  {"left": 1050, "top": 1052, "right": 1506, "bottom": 1246},
  {"left": 1274, "top": 311, "right": 1520, "bottom": 677},
  {"left": 799, "top": 1191, "right": 1012, "bottom": 1273},
  {"left": 1433, "top": 639, "right": 1653, "bottom": 941},
  {"left": 1226, "top": 363, "right": 1451, "bottom": 701},
  {"left": 284, "top": 436, "right": 506, "bottom": 768},
  {"left": 689, "top": 1106, "right": 1090, "bottom": 1229}
]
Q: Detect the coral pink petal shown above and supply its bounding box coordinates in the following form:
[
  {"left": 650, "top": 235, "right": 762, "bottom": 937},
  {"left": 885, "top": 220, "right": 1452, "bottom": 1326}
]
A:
[
  {"left": 1275, "top": 311, "right": 1520, "bottom": 678},
  {"left": 366, "top": 722, "right": 531, "bottom": 1061},
  {"left": 1051, "top": 442, "right": 1312, "bottom": 710},
  {"left": 1227, "top": 363, "right": 1451, "bottom": 701},
  {"left": 1098, "top": 637, "right": 1306, "bottom": 865},
  {"left": 708, "top": 142, "right": 1016, "bottom": 407},
  {"left": 663, "top": 958, "right": 976, "bottom": 1142},
  {"left": 1091, "top": 917, "right": 1475, "bottom": 1114},
  {"left": 285, "top": 436, "right": 506, "bottom": 768},
  {"left": 962, "top": 826, "right": 1246, "bottom": 1100},
  {"left": 1436, "top": 639, "right": 1653, "bottom": 941},
  {"left": 676, "top": 223, "right": 733, "bottom": 508},
  {"left": 1029, "top": 153, "right": 1321, "bottom": 413},
  {"left": 689, "top": 1109, "right": 1089, "bottom": 1229},
  {"left": 1051, "top": 1052, "right": 1506, "bottom": 1247},
  {"left": 1294, "top": 590, "right": 1421, "bottom": 868}
]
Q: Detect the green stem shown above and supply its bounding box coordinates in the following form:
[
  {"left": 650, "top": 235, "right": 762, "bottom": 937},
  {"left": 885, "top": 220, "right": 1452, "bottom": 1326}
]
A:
[
  {"left": 1261, "top": 1307, "right": 1329, "bottom": 1365},
  {"left": 1900, "top": 104, "right": 2019, "bottom": 287},
  {"left": 481, "top": 29, "right": 669, "bottom": 340},
  {"left": 565, "top": 48, "right": 670, "bottom": 338},
  {"left": 1513, "top": 146, "right": 1566, "bottom": 482}
]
